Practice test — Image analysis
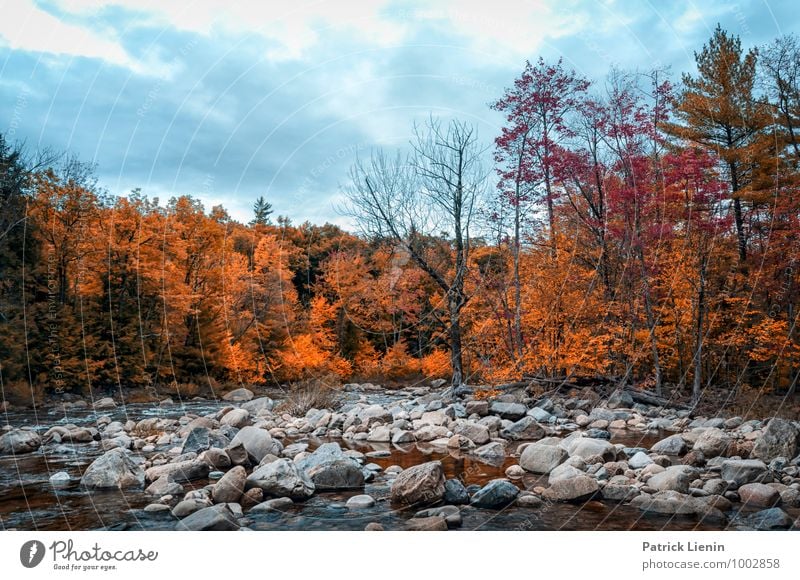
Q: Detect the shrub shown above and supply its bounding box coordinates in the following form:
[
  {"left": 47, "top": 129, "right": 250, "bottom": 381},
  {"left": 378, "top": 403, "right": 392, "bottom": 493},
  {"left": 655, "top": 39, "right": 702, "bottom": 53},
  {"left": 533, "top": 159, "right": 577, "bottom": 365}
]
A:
[
  {"left": 1, "top": 380, "right": 45, "bottom": 407},
  {"left": 276, "top": 376, "right": 341, "bottom": 415},
  {"left": 420, "top": 349, "right": 451, "bottom": 379}
]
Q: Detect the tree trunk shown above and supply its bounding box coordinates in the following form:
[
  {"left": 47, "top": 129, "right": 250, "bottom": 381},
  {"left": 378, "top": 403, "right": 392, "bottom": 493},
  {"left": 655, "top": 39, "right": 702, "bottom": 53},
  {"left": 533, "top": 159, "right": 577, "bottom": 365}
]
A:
[
  {"left": 693, "top": 256, "right": 707, "bottom": 404},
  {"left": 512, "top": 194, "right": 522, "bottom": 361},
  {"left": 448, "top": 293, "right": 464, "bottom": 387}
]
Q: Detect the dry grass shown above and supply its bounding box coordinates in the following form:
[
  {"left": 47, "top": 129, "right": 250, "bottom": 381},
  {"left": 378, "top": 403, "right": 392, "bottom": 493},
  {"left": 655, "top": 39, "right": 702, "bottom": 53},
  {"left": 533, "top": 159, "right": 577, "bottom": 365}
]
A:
[
  {"left": 1, "top": 380, "right": 45, "bottom": 407},
  {"left": 276, "top": 377, "right": 341, "bottom": 415}
]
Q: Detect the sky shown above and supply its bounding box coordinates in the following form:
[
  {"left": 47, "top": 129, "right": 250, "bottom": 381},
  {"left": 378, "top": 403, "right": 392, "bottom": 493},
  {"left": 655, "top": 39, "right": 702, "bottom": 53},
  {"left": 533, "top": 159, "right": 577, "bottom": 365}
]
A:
[{"left": 1, "top": 0, "right": 797, "bottom": 227}]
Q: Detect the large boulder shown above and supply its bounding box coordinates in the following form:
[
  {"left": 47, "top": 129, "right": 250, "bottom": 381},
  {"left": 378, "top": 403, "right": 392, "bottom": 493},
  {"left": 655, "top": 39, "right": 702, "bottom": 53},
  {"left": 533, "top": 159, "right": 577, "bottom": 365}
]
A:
[
  {"left": 0, "top": 429, "right": 41, "bottom": 454},
  {"left": 489, "top": 402, "right": 527, "bottom": 420},
  {"left": 80, "top": 449, "right": 145, "bottom": 489},
  {"left": 296, "top": 443, "right": 364, "bottom": 490},
  {"left": 182, "top": 427, "right": 211, "bottom": 454},
  {"left": 175, "top": 504, "right": 240, "bottom": 531},
  {"left": 443, "top": 478, "right": 470, "bottom": 504},
  {"left": 211, "top": 465, "right": 247, "bottom": 504},
  {"left": 752, "top": 418, "right": 799, "bottom": 462},
  {"left": 720, "top": 459, "right": 768, "bottom": 487},
  {"left": 390, "top": 461, "right": 445, "bottom": 507},
  {"left": 646, "top": 465, "right": 695, "bottom": 493},
  {"left": 650, "top": 435, "right": 687, "bottom": 456},
  {"left": 145, "top": 459, "right": 209, "bottom": 483},
  {"left": 542, "top": 475, "right": 599, "bottom": 502},
  {"left": 247, "top": 458, "right": 315, "bottom": 500},
  {"left": 565, "top": 437, "right": 616, "bottom": 461},
  {"left": 500, "top": 416, "right": 545, "bottom": 441},
  {"left": 241, "top": 397, "right": 274, "bottom": 415},
  {"left": 453, "top": 421, "right": 490, "bottom": 445},
  {"left": 220, "top": 409, "right": 250, "bottom": 428},
  {"left": 229, "top": 426, "right": 278, "bottom": 464},
  {"left": 737, "top": 483, "right": 780, "bottom": 508},
  {"left": 222, "top": 388, "right": 254, "bottom": 402},
  {"left": 471, "top": 441, "right": 506, "bottom": 464},
  {"left": 519, "top": 441, "right": 568, "bottom": 474},
  {"left": 692, "top": 428, "right": 731, "bottom": 457},
  {"left": 470, "top": 479, "right": 519, "bottom": 509}
]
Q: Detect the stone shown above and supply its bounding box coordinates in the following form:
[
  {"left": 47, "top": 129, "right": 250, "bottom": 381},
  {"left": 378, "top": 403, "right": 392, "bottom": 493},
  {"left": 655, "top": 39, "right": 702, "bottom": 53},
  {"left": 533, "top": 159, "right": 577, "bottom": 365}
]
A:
[
  {"left": 740, "top": 507, "right": 793, "bottom": 530},
  {"left": 80, "top": 449, "right": 145, "bottom": 489},
  {"left": 212, "top": 465, "right": 247, "bottom": 504},
  {"left": 500, "top": 416, "right": 545, "bottom": 440},
  {"left": 407, "top": 516, "right": 448, "bottom": 531},
  {"left": 0, "top": 429, "right": 41, "bottom": 454},
  {"left": 720, "top": 459, "right": 768, "bottom": 487},
  {"left": 752, "top": 418, "right": 800, "bottom": 462},
  {"left": 607, "top": 389, "right": 634, "bottom": 409},
  {"left": 390, "top": 461, "right": 446, "bottom": 507},
  {"left": 647, "top": 465, "right": 695, "bottom": 494},
  {"left": 631, "top": 491, "right": 727, "bottom": 521},
  {"left": 229, "top": 426, "right": 277, "bottom": 464},
  {"left": 144, "top": 503, "right": 171, "bottom": 513},
  {"left": 471, "top": 441, "right": 506, "bottom": 463},
  {"left": 505, "top": 465, "right": 525, "bottom": 478},
  {"left": 453, "top": 422, "right": 490, "bottom": 445},
  {"left": 199, "top": 447, "right": 232, "bottom": 470},
  {"left": 516, "top": 494, "right": 543, "bottom": 507},
  {"left": 602, "top": 482, "right": 639, "bottom": 502},
  {"left": 414, "top": 505, "right": 462, "bottom": 528},
  {"left": 146, "top": 476, "right": 184, "bottom": 496},
  {"left": 565, "top": 437, "right": 616, "bottom": 461},
  {"left": 241, "top": 397, "right": 274, "bottom": 415},
  {"left": 49, "top": 471, "right": 71, "bottom": 489},
  {"left": 182, "top": 427, "right": 211, "bottom": 454},
  {"left": 248, "top": 458, "right": 315, "bottom": 499},
  {"left": 220, "top": 409, "right": 250, "bottom": 428},
  {"left": 359, "top": 405, "right": 393, "bottom": 427},
  {"left": 296, "top": 443, "right": 364, "bottom": 490},
  {"left": 738, "top": 483, "right": 780, "bottom": 508},
  {"left": 489, "top": 402, "right": 527, "bottom": 420},
  {"left": 443, "top": 478, "right": 470, "bottom": 504},
  {"left": 548, "top": 463, "right": 585, "bottom": 484},
  {"left": 650, "top": 434, "right": 687, "bottom": 455},
  {"left": 392, "top": 431, "right": 416, "bottom": 444},
  {"left": 346, "top": 494, "right": 376, "bottom": 508},
  {"left": 628, "top": 451, "right": 654, "bottom": 469},
  {"left": 447, "top": 434, "right": 474, "bottom": 449},
  {"left": 176, "top": 504, "right": 240, "bottom": 531},
  {"left": 542, "top": 475, "right": 599, "bottom": 502},
  {"left": 519, "top": 441, "right": 568, "bottom": 474},
  {"left": 366, "top": 426, "right": 391, "bottom": 442},
  {"left": 365, "top": 522, "right": 384, "bottom": 531},
  {"left": 692, "top": 428, "right": 731, "bottom": 457},
  {"left": 470, "top": 479, "right": 519, "bottom": 509},
  {"left": 527, "top": 407, "right": 553, "bottom": 423},
  {"left": 171, "top": 499, "right": 209, "bottom": 518},
  {"left": 250, "top": 497, "right": 294, "bottom": 512},
  {"left": 465, "top": 401, "right": 489, "bottom": 416},
  {"left": 222, "top": 388, "right": 254, "bottom": 402},
  {"left": 145, "top": 459, "right": 209, "bottom": 483},
  {"left": 93, "top": 397, "right": 117, "bottom": 410}
]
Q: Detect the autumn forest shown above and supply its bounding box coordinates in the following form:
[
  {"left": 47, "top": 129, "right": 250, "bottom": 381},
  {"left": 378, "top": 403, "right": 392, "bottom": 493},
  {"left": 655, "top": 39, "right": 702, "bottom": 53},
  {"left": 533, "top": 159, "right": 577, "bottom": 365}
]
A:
[{"left": 2, "top": 26, "right": 800, "bottom": 407}]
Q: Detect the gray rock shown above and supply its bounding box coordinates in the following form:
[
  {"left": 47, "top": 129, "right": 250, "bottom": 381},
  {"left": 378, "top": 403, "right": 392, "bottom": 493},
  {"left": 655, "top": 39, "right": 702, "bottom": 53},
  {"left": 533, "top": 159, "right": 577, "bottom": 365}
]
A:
[
  {"left": 471, "top": 441, "right": 506, "bottom": 463},
  {"left": 443, "top": 478, "right": 470, "bottom": 504},
  {"left": 248, "top": 458, "right": 315, "bottom": 499},
  {"left": 500, "top": 416, "right": 545, "bottom": 440},
  {"left": 390, "top": 461, "right": 445, "bottom": 506},
  {"left": 145, "top": 459, "right": 209, "bottom": 483},
  {"left": 470, "top": 479, "right": 519, "bottom": 509},
  {"left": 752, "top": 418, "right": 800, "bottom": 462},
  {"left": 414, "top": 505, "right": 462, "bottom": 528},
  {"left": 527, "top": 407, "right": 553, "bottom": 423},
  {"left": 146, "top": 476, "right": 184, "bottom": 496},
  {"left": 465, "top": 401, "right": 489, "bottom": 416},
  {"left": 222, "top": 388, "right": 254, "bottom": 402},
  {"left": 212, "top": 465, "right": 246, "bottom": 504},
  {"left": 740, "top": 508, "right": 793, "bottom": 530},
  {"left": 628, "top": 451, "right": 654, "bottom": 469},
  {"left": 220, "top": 409, "right": 250, "bottom": 428},
  {"left": 80, "top": 449, "right": 145, "bottom": 489},
  {"left": 182, "top": 427, "right": 211, "bottom": 454},
  {"left": 548, "top": 463, "right": 585, "bottom": 484},
  {"left": 565, "top": 437, "right": 616, "bottom": 461},
  {"left": 392, "top": 430, "right": 416, "bottom": 444},
  {"left": 49, "top": 471, "right": 71, "bottom": 489},
  {"left": 229, "top": 426, "right": 277, "bottom": 464},
  {"left": 519, "top": 441, "right": 568, "bottom": 474},
  {"left": 250, "top": 497, "right": 294, "bottom": 512},
  {"left": 346, "top": 494, "right": 376, "bottom": 508},
  {"left": 607, "top": 389, "right": 634, "bottom": 409},
  {"left": 0, "top": 429, "right": 41, "bottom": 454},
  {"left": 647, "top": 465, "right": 695, "bottom": 493},
  {"left": 720, "top": 459, "right": 768, "bottom": 486},
  {"left": 631, "top": 491, "right": 727, "bottom": 521},
  {"left": 650, "top": 434, "right": 687, "bottom": 455},
  {"left": 407, "top": 516, "right": 448, "bottom": 531},
  {"left": 296, "top": 443, "right": 364, "bottom": 490},
  {"left": 241, "top": 397, "right": 274, "bottom": 414},
  {"left": 542, "top": 475, "right": 599, "bottom": 502},
  {"left": 489, "top": 402, "right": 527, "bottom": 420},
  {"left": 692, "top": 428, "right": 731, "bottom": 457},
  {"left": 171, "top": 499, "right": 209, "bottom": 518},
  {"left": 176, "top": 504, "right": 240, "bottom": 531},
  {"left": 738, "top": 483, "right": 780, "bottom": 507},
  {"left": 454, "top": 421, "right": 490, "bottom": 445}
]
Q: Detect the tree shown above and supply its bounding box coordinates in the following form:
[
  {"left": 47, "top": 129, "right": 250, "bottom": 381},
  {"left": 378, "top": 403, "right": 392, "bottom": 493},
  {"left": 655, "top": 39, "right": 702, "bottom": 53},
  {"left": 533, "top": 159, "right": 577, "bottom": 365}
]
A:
[
  {"left": 344, "top": 117, "right": 487, "bottom": 387},
  {"left": 250, "top": 196, "right": 273, "bottom": 226}
]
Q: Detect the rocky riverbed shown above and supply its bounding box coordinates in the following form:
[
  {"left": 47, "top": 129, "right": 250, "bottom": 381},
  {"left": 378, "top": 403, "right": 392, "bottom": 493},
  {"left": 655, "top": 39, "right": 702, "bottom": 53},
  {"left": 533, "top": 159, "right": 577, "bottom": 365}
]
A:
[{"left": 1, "top": 383, "right": 799, "bottom": 531}]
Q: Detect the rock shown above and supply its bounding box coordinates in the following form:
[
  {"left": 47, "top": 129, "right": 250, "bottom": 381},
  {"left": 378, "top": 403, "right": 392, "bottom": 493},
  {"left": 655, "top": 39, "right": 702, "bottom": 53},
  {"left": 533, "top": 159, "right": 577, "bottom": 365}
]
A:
[
  {"left": 220, "top": 409, "right": 250, "bottom": 428},
  {"left": 229, "top": 426, "right": 276, "bottom": 464},
  {"left": 542, "top": 475, "right": 599, "bottom": 502},
  {"left": 692, "top": 428, "right": 731, "bottom": 457},
  {"left": 366, "top": 426, "right": 391, "bottom": 442},
  {"left": 500, "top": 416, "right": 545, "bottom": 440},
  {"left": 144, "top": 503, "right": 171, "bottom": 513},
  {"left": 250, "top": 497, "right": 294, "bottom": 512},
  {"left": 49, "top": 471, "right": 71, "bottom": 489},
  {"left": 453, "top": 422, "right": 490, "bottom": 445},
  {"left": 364, "top": 522, "right": 384, "bottom": 531},
  {"left": 527, "top": 407, "right": 553, "bottom": 423},
  {"left": 145, "top": 459, "right": 209, "bottom": 483},
  {"left": 720, "top": 459, "right": 768, "bottom": 486},
  {"left": 631, "top": 491, "right": 727, "bottom": 521},
  {"left": 222, "top": 388, "right": 254, "bottom": 402},
  {"left": 565, "top": 437, "right": 616, "bottom": 461},
  {"left": 93, "top": 397, "right": 117, "bottom": 410},
  {"left": 390, "top": 461, "right": 445, "bottom": 506},
  {"left": 752, "top": 418, "right": 800, "bottom": 462},
  {"left": 548, "top": 463, "right": 585, "bottom": 484},
  {"left": 414, "top": 505, "right": 462, "bottom": 528},
  {"left": 247, "top": 458, "right": 315, "bottom": 499},
  {"left": 80, "top": 449, "right": 145, "bottom": 489},
  {"left": 176, "top": 504, "right": 240, "bottom": 531},
  {"left": 602, "top": 481, "right": 639, "bottom": 502},
  {"left": 650, "top": 434, "right": 687, "bottom": 455},
  {"left": 296, "top": 443, "right": 364, "bottom": 490},
  {"left": 465, "top": 401, "right": 489, "bottom": 416},
  {"left": 740, "top": 507, "right": 793, "bottom": 530},
  {"left": 241, "top": 397, "right": 274, "bottom": 414},
  {"left": 171, "top": 499, "right": 209, "bottom": 518},
  {"left": 738, "top": 483, "right": 780, "bottom": 507},
  {"left": 447, "top": 434, "right": 474, "bottom": 449},
  {"left": 628, "top": 451, "right": 654, "bottom": 469},
  {"left": 470, "top": 479, "right": 519, "bottom": 509},
  {"left": 392, "top": 431, "right": 416, "bottom": 444},
  {"left": 647, "top": 465, "right": 695, "bottom": 494},
  {"left": 443, "top": 478, "right": 470, "bottom": 504},
  {"left": 182, "top": 427, "right": 211, "bottom": 454},
  {"left": 519, "top": 441, "right": 568, "bottom": 474},
  {"left": 607, "top": 389, "right": 634, "bottom": 409},
  {"left": 359, "top": 405, "right": 393, "bottom": 427},
  {"left": 407, "top": 516, "right": 448, "bottom": 531},
  {"left": 471, "top": 441, "right": 506, "bottom": 463},
  {"left": 199, "top": 447, "right": 232, "bottom": 470},
  {"left": 212, "top": 465, "right": 246, "bottom": 504},
  {"left": 0, "top": 429, "right": 41, "bottom": 454},
  {"left": 146, "top": 476, "right": 184, "bottom": 496},
  {"left": 505, "top": 465, "right": 525, "bottom": 478},
  {"left": 346, "top": 494, "right": 376, "bottom": 508},
  {"left": 489, "top": 402, "right": 527, "bottom": 420}
]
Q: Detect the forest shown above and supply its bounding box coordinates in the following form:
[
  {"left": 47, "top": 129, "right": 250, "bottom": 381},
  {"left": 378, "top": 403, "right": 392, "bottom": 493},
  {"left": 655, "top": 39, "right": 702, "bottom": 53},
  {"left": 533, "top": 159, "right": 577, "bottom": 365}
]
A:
[{"left": 2, "top": 26, "right": 800, "bottom": 407}]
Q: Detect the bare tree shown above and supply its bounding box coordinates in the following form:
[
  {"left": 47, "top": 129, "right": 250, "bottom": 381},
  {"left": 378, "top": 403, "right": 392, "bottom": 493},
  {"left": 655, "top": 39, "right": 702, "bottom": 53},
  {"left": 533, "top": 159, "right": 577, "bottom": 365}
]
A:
[{"left": 343, "top": 117, "right": 487, "bottom": 387}]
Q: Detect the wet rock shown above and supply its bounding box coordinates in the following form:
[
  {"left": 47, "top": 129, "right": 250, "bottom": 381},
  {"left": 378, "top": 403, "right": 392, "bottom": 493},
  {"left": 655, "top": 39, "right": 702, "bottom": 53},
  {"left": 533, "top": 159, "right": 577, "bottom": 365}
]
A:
[
  {"left": 650, "top": 434, "right": 687, "bottom": 456},
  {"left": 176, "top": 504, "right": 240, "bottom": 531},
  {"left": 471, "top": 441, "right": 506, "bottom": 463},
  {"left": 740, "top": 507, "right": 793, "bottom": 530},
  {"left": 93, "top": 397, "right": 117, "bottom": 410},
  {"left": 602, "top": 480, "right": 639, "bottom": 502},
  {"left": 454, "top": 421, "right": 490, "bottom": 445},
  {"left": 392, "top": 430, "right": 416, "bottom": 444},
  {"left": 443, "top": 478, "right": 470, "bottom": 504},
  {"left": 296, "top": 443, "right": 364, "bottom": 490},
  {"left": 346, "top": 494, "right": 376, "bottom": 508},
  {"left": 220, "top": 409, "right": 250, "bottom": 428},
  {"left": 222, "top": 388, "right": 254, "bottom": 402},
  {"left": 241, "top": 397, "right": 274, "bottom": 415},
  {"left": 199, "top": 447, "right": 231, "bottom": 470},
  {"left": 146, "top": 476, "right": 184, "bottom": 496},
  {"left": 752, "top": 418, "right": 800, "bottom": 462},
  {"left": 390, "top": 461, "right": 445, "bottom": 507},
  {"left": 248, "top": 458, "right": 315, "bottom": 499},
  {"left": 646, "top": 465, "right": 696, "bottom": 494},
  {"left": 212, "top": 465, "right": 247, "bottom": 504},
  {"left": 80, "top": 449, "right": 145, "bottom": 489},
  {"left": 489, "top": 401, "right": 527, "bottom": 420},
  {"left": 631, "top": 491, "right": 727, "bottom": 521},
  {"left": 145, "top": 459, "right": 209, "bottom": 483},
  {"left": 565, "top": 437, "right": 616, "bottom": 461},
  {"left": 415, "top": 505, "right": 462, "bottom": 528},
  {"left": 171, "top": 499, "right": 210, "bottom": 518},
  {"left": 720, "top": 459, "right": 768, "bottom": 487},
  {"left": 501, "top": 416, "right": 545, "bottom": 440},
  {"left": 519, "top": 441, "right": 568, "bottom": 474},
  {"left": 505, "top": 465, "right": 525, "bottom": 478},
  {"left": 250, "top": 497, "right": 294, "bottom": 512},
  {"left": 229, "top": 426, "right": 277, "bottom": 464},
  {"left": 366, "top": 426, "right": 391, "bottom": 442},
  {"left": 49, "top": 471, "right": 71, "bottom": 489},
  {"left": 407, "top": 516, "right": 448, "bottom": 531},
  {"left": 144, "top": 503, "right": 171, "bottom": 513},
  {"left": 182, "top": 427, "right": 212, "bottom": 454},
  {"left": 0, "top": 429, "right": 41, "bottom": 454},
  {"left": 542, "top": 475, "right": 599, "bottom": 502},
  {"left": 692, "top": 428, "right": 731, "bottom": 457},
  {"left": 470, "top": 479, "right": 519, "bottom": 509},
  {"left": 738, "top": 483, "right": 780, "bottom": 507}
]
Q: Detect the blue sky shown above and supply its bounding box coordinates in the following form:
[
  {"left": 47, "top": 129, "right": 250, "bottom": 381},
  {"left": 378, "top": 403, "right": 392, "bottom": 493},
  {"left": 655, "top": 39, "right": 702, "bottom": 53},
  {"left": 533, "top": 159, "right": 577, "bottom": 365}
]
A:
[{"left": 1, "top": 0, "right": 796, "bottom": 226}]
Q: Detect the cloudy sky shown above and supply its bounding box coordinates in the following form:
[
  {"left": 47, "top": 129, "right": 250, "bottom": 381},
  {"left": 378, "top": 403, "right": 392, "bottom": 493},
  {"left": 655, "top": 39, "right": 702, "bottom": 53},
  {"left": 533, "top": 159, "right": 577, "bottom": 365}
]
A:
[{"left": 1, "top": 0, "right": 796, "bottom": 226}]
